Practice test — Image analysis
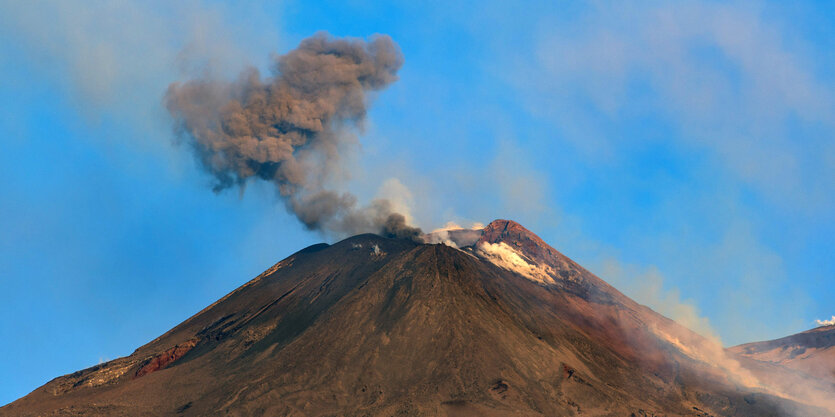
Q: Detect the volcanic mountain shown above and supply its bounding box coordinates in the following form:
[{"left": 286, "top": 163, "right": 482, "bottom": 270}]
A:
[
  {"left": 730, "top": 324, "right": 835, "bottom": 380},
  {"left": 2, "top": 220, "right": 829, "bottom": 416},
  {"left": 727, "top": 324, "right": 835, "bottom": 411}
]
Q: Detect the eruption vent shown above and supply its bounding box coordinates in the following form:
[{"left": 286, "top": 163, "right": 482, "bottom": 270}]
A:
[{"left": 165, "top": 32, "right": 421, "bottom": 240}]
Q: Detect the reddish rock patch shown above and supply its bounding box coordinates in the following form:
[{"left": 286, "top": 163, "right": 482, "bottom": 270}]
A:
[{"left": 135, "top": 339, "right": 199, "bottom": 378}]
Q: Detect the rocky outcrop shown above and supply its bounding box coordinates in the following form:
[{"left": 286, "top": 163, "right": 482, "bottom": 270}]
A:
[{"left": 135, "top": 338, "right": 199, "bottom": 378}]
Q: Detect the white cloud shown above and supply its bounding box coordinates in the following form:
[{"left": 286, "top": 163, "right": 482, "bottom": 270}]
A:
[
  {"left": 815, "top": 316, "right": 835, "bottom": 326},
  {"left": 515, "top": 1, "right": 835, "bottom": 213}
]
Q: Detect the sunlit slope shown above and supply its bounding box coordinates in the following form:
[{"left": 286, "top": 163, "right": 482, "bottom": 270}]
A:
[{"left": 3, "top": 221, "right": 826, "bottom": 416}]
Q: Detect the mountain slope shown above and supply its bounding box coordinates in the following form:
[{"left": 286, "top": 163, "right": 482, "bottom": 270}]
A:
[
  {"left": 728, "top": 325, "right": 835, "bottom": 411},
  {"left": 730, "top": 324, "right": 835, "bottom": 380},
  {"left": 3, "top": 220, "right": 827, "bottom": 416}
]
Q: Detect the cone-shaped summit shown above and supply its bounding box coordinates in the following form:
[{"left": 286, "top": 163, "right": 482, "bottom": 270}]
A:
[{"left": 3, "top": 220, "right": 829, "bottom": 416}]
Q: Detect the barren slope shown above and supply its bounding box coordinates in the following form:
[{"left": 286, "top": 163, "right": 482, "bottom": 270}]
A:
[
  {"left": 2, "top": 220, "right": 826, "bottom": 416},
  {"left": 728, "top": 325, "right": 835, "bottom": 411}
]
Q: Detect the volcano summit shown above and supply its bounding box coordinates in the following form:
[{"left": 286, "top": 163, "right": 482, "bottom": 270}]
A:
[{"left": 3, "top": 220, "right": 830, "bottom": 416}]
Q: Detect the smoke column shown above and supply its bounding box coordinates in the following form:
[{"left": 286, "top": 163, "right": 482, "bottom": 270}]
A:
[{"left": 165, "top": 32, "right": 421, "bottom": 240}]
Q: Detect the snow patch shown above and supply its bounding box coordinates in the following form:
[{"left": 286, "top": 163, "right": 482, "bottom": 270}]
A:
[{"left": 475, "top": 241, "right": 555, "bottom": 284}]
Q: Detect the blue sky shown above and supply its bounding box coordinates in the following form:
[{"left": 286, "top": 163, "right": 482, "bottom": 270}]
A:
[{"left": 1, "top": 0, "right": 833, "bottom": 406}]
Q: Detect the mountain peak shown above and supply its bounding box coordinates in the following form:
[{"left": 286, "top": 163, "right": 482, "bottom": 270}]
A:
[
  {"left": 477, "top": 219, "right": 585, "bottom": 278},
  {"left": 479, "top": 219, "right": 554, "bottom": 259},
  {"left": 6, "top": 219, "right": 832, "bottom": 416},
  {"left": 482, "top": 218, "right": 527, "bottom": 233}
]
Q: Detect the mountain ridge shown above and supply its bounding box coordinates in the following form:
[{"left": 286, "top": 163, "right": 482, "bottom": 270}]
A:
[
  {"left": 3, "top": 220, "right": 830, "bottom": 416},
  {"left": 727, "top": 324, "right": 835, "bottom": 410}
]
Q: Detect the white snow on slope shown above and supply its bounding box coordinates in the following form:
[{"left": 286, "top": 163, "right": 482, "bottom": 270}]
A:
[{"left": 475, "top": 241, "right": 555, "bottom": 285}]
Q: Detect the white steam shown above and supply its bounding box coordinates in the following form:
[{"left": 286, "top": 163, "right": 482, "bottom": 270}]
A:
[
  {"left": 815, "top": 316, "right": 835, "bottom": 326},
  {"left": 423, "top": 222, "right": 484, "bottom": 248}
]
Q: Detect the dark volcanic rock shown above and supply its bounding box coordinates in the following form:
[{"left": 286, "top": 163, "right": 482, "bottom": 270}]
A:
[{"left": 3, "top": 222, "right": 829, "bottom": 416}]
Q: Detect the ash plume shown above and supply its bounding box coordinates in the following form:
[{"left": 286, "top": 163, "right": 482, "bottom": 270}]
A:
[{"left": 165, "top": 32, "right": 421, "bottom": 240}]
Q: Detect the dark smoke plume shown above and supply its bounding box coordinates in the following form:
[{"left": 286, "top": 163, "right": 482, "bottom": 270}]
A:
[{"left": 165, "top": 32, "right": 421, "bottom": 240}]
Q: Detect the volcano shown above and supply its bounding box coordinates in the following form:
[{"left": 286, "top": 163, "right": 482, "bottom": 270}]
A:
[
  {"left": 727, "top": 324, "right": 835, "bottom": 412},
  {"left": 2, "top": 220, "right": 829, "bottom": 416}
]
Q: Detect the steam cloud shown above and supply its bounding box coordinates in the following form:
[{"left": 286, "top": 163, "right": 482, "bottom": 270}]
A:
[
  {"left": 165, "top": 32, "right": 421, "bottom": 240},
  {"left": 815, "top": 315, "right": 835, "bottom": 326}
]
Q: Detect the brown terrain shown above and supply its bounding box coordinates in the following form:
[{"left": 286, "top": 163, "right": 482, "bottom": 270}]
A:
[
  {"left": 728, "top": 324, "right": 835, "bottom": 412},
  {"left": 2, "top": 220, "right": 831, "bottom": 416}
]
